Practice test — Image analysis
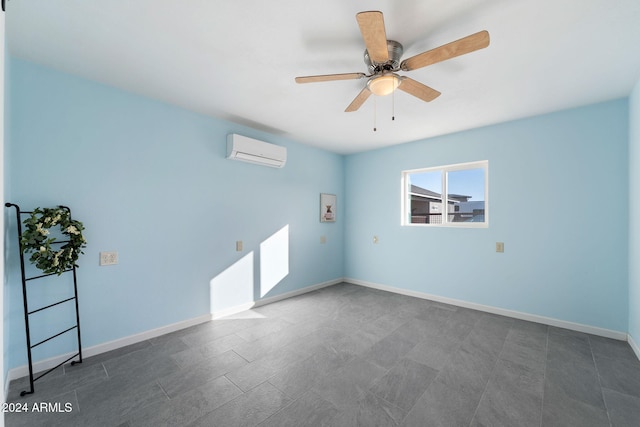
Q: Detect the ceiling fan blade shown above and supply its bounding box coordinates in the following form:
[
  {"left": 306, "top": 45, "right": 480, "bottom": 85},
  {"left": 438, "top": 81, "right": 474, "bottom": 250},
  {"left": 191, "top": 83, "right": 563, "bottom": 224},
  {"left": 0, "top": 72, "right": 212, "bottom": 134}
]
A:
[
  {"left": 356, "top": 11, "right": 389, "bottom": 63},
  {"left": 397, "top": 77, "right": 441, "bottom": 102},
  {"left": 295, "top": 72, "right": 366, "bottom": 84},
  {"left": 345, "top": 87, "right": 372, "bottom": 112},
  {"left": 400, "top": 30, "right": 490, "bottom": 71}
]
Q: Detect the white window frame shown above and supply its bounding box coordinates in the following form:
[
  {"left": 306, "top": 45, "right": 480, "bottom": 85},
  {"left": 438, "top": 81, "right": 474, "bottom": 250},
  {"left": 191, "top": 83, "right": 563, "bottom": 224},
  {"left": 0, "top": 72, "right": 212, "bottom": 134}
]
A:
[{"left": 401, "top": 160, "right": 489, "bottom": 228}]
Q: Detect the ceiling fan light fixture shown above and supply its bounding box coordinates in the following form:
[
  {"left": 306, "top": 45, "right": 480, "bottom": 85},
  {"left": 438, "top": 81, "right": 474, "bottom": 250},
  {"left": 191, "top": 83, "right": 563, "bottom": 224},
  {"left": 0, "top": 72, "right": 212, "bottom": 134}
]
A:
[
  {"left": 294, "top": 11, "right": 490, "bottom": 113},
  {"left": 367, "top": 73, "right": 400, "bottom": 96}
]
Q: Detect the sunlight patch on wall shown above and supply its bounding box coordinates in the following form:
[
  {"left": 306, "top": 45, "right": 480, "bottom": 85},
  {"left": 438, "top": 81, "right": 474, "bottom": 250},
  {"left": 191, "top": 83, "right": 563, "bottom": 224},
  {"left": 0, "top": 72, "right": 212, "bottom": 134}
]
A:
[
  {"left": 259, "top": 225, "right": 289, "bottom": 297},
  {"left": 209, "top": 251, "right": 254, "bottom": 313}
]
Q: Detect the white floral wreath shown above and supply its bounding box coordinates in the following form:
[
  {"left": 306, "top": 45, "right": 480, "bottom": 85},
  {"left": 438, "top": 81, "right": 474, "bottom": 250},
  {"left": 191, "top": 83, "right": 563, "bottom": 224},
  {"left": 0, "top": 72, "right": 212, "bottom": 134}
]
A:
[{"left": 20, "top": 207, "right": 87, "bottom": 275}]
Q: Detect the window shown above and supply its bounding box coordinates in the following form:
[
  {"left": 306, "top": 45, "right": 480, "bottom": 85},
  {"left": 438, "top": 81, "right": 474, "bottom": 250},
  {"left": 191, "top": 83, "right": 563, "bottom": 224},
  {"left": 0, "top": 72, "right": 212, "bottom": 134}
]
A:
[{"left": 402, "top": 160, "right": 488, "bottom": 227}]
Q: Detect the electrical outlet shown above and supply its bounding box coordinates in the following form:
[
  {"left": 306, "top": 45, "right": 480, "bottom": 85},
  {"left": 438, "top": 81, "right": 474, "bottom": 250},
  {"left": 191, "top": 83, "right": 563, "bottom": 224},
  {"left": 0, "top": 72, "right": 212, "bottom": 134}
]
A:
[
  {"left": 496, "top": 242, "right": 504, "bottom": 253},
  {"left": 320, "top": 236, "right": 327, "bottom": 244},
  {"left": 100, "top": 251, "right": 118, "bottom": 266},
  {"left": 236, "top": 241, "right": 243, "bottom": 252}
]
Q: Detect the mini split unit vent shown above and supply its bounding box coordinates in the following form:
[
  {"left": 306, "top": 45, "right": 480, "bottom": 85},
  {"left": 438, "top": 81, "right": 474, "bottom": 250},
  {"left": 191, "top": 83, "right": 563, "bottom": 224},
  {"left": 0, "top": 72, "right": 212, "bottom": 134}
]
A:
[{"left": 226, "top": 134, "right": 287, "bottom": 168}]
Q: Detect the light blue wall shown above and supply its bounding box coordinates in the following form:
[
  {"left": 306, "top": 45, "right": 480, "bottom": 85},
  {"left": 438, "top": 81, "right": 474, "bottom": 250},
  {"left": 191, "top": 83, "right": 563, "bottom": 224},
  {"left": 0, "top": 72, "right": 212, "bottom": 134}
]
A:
[
  {"left": 4, "top": 58, "right": 344, "bottom": 370},
  {"left": 630, "top": 79, "right": 640, "bottom": 345},
  {"left": 4, "top": 56, "right": 635, "bottom": 374},
  {"left": 345, "top": 99, "right": 629, "bottom": 332}
]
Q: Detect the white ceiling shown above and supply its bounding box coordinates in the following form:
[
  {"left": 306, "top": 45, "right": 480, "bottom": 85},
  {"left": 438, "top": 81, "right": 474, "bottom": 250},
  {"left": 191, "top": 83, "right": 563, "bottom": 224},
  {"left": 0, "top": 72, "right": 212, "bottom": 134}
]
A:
[{"left": 6, "top": 0, "right": 640, "bottom": 154}]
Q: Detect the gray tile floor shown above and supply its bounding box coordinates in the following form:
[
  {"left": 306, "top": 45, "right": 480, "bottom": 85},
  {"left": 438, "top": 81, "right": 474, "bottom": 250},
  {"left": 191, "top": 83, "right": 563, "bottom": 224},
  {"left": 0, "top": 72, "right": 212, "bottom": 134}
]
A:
[{"left": 5, "top": 282, "right": 640, "bottom": 426}]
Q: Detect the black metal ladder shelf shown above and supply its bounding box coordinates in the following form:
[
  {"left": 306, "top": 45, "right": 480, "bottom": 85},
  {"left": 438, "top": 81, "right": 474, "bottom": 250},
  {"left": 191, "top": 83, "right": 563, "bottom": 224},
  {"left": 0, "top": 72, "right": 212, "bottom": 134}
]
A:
[{"left": 5, "top": 203, "right": 83, "bottom": 396}]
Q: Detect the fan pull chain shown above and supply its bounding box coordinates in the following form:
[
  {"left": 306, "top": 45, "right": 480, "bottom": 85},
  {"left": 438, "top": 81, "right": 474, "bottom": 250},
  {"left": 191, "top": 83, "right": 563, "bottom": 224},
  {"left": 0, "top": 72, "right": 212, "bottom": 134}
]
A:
[
  {"left": 392, "top": 89, "right": 395, "bottom": 121},
  {"left": 373, "top": 96, "right": 377, "bottom": 132}
]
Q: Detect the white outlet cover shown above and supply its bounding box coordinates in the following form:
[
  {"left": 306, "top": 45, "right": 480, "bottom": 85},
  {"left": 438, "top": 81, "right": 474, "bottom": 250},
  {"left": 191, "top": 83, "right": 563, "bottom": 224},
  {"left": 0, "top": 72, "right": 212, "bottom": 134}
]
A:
[{"left": 99, "top": 251, "right": 118, "bottom": 266}]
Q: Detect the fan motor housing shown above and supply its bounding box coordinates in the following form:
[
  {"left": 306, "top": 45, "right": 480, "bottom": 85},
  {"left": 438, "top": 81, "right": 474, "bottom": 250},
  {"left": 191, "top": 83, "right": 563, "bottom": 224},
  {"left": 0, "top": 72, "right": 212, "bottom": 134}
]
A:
[{"left": 364, "top": 40, "right": 403, "bottom": 73}]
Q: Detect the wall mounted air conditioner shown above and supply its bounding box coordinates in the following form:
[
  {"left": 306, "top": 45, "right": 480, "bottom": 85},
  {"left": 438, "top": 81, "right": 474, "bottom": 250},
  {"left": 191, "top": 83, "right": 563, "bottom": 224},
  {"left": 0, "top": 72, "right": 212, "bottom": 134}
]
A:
[{"left": 226, "top": 134, "right": 287, "bottom": 168}]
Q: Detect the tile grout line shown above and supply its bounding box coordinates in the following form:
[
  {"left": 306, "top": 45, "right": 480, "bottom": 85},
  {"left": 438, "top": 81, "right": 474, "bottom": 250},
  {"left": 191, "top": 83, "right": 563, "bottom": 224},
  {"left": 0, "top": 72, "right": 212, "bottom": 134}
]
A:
[
  {"left": 156, "top": 379, "right": 171, "bottom": 401},
  {"left": 467, "top": 327, "right": 510, "bottom": 427},
  {"left": 73, "top": 389, "right": 81, "bottom": 413},
  {"left": 232, "top": 348, "right": 252, "bottom": 364},
  {"left": 539, "top": 326, "right": 549, "bottom": 427},
  {"left": 588, "top": 335, "right": 614, "bottom": 427},
  {"left": 397, "top": 311, "right": 475, "bottom": 426},
  {"left": 102, "top": 362, "right": 109, "bottom": 379},
  {"left": 255, "top": 387, "right": 316, "bottom": 427},
  {"left": 222, "top": 374, "right": 244, "bottom": 392}
]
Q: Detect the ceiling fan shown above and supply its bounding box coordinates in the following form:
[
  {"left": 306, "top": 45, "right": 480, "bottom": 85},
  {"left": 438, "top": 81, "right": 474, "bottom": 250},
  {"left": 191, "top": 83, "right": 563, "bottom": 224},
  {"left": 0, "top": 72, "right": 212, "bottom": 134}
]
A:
[{"left": 295, "top": 11, "right": 490, "bottom": 112}]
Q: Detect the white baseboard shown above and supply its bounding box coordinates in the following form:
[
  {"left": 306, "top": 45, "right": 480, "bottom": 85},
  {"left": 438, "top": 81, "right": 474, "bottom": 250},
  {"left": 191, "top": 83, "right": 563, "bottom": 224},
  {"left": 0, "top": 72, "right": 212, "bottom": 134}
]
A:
[
  {"left": 5, "top": 277, "right": 343, "bottom": 395},
  {"left": 629, "top": 334, "right": 640, "bottom": 360},
  {"left": 346, "top": 278, "right": 629, "bottom": 341},
  {"left": 211, "top": 278, "right": 342, "bottom": 319}
]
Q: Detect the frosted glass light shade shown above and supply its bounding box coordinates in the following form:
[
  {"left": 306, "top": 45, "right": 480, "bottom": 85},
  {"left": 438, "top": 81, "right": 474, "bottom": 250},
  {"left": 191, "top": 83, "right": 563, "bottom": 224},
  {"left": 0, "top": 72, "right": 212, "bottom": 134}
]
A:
[{"left": 367, "top": 74, "right": 400, "bottom": 96}]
